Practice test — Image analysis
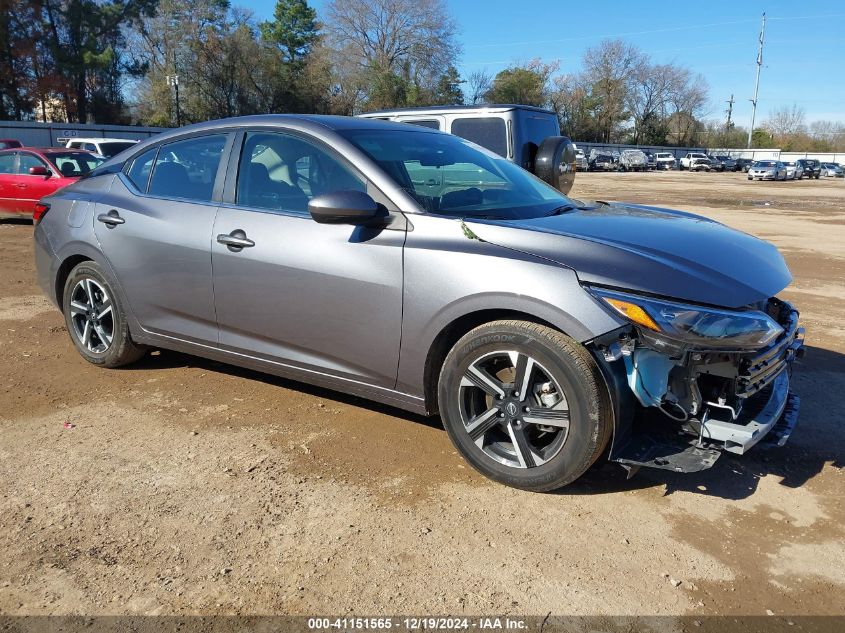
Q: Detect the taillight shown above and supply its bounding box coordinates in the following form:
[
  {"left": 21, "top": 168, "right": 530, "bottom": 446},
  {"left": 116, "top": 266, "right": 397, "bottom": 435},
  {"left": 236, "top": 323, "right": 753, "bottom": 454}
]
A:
[{"left": 33, "top": 203, "right": 50, "bottom": 225}]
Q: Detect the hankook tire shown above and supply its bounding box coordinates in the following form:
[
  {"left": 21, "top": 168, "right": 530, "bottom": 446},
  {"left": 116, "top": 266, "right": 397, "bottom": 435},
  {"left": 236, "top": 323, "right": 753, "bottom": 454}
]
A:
[{"left": 438, "top": 320, "right": 612, "bottom": 492}]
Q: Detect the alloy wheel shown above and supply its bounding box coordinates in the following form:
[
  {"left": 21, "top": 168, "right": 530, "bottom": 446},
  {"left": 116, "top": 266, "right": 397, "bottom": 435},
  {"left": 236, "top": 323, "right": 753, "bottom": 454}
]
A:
[
  {"left": 69, "top": 278, "right": 114, "bottom": 354},
  {"left": 458, "top": 351, "right": 570, "bottom": 469}
]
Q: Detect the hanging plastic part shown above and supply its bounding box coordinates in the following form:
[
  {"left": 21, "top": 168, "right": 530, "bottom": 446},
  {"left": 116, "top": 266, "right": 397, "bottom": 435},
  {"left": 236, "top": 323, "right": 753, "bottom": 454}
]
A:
[{"left": 622, "top": 348, "right": 676, "bottom": 408}]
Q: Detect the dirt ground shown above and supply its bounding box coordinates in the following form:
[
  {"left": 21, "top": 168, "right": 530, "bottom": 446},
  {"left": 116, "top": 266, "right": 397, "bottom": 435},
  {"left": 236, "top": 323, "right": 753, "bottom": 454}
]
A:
[{"left": 0, "top": 171, "right": 843, "bottom": 619}]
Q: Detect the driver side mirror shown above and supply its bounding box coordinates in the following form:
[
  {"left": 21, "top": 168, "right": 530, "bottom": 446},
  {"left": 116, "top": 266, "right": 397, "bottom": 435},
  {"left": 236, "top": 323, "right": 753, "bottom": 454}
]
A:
[
  {"left": 308, "top": 190, "right": 384, "bottom": 225},
  {"left": 28, "top": 166, "right": 50, "bottom": 177}
]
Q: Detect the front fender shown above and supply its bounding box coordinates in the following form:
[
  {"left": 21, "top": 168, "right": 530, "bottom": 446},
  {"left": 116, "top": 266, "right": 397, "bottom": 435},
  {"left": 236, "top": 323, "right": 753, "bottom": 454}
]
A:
[{"left": 395, "top": 214, "right": 625, "bottom": 398}]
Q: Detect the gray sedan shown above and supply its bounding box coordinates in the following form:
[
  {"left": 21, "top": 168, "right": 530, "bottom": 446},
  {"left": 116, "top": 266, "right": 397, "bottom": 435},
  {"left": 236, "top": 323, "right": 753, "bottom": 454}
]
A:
[
  {"left": 748, "top": 160, "right": 788, "bottom": 181},
  {"left": 33, "top": 115, "right": 803, "bottom": 490}
]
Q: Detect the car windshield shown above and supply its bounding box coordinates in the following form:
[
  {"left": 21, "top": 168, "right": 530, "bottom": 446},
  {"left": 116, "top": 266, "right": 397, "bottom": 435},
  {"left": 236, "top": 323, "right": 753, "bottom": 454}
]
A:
[
  {"left": 99, "top": 142, "right": 136, "bottom": 157},
  {"left": 339, "top": 129, "right": 570, "bottom": 220},
  {"left": 754, "top": 161, "right": 777, "bottom": 168},
  {"left": 48, "top": 152, "right": 105, "bottom": 176}
]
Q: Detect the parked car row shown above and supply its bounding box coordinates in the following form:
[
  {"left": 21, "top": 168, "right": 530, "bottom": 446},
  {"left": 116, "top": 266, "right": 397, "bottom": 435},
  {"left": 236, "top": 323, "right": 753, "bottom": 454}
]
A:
[
  {"left": 578, "top": 151, "right": 843, "bottom": 179},
  {"left": 746, "top": 159, "right": 843, "bottom": 181}
]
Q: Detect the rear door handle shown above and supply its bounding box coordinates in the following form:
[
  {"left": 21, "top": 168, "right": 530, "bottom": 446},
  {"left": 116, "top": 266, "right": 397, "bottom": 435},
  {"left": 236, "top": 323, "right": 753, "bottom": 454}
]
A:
[
  {"left": 217, "top": 230, "right": 255, "bottom": 251},
  {"left": 97, "top": 210, "right": 125, "bottom": 226}
]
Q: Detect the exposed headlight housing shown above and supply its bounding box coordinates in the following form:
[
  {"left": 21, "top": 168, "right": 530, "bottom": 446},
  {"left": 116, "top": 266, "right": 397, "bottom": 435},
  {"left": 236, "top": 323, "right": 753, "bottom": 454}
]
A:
[{"left": 590, "top": 287, "right": 783, "bottom": 350}]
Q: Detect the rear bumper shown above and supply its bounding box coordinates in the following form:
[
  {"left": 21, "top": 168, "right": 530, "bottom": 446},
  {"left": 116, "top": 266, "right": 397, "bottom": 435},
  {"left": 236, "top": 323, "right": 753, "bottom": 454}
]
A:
[{"left": 33, "top": 224, "right": 59, "bottom": 308}]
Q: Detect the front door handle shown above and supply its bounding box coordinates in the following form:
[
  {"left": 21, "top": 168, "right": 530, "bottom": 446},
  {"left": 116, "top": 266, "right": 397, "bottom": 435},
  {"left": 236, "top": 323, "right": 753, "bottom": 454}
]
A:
[
  {"left": 217, "top": 229, "right": 255, "bottom": 251},
  {"left": 97, "top": 210, "right": 125, "bottom": 226}
]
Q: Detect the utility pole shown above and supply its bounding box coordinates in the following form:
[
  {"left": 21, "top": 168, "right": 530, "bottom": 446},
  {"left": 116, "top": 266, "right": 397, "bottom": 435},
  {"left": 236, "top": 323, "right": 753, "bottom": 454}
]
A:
[
  {"left": 166, "top": 74, "right": 182, "bottom": 127},
  {"left": 725, "top": 94, "right": 734, "bottom": 128},
  {"left": 747, "top": 12, "right": 766, "bottom": 149}
]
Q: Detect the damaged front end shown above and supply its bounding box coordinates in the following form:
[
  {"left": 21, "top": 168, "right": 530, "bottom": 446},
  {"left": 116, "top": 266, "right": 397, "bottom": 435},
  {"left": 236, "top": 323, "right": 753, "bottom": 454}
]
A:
[{"left": 588, "top": 289, "right": 804, "bottom": 476}]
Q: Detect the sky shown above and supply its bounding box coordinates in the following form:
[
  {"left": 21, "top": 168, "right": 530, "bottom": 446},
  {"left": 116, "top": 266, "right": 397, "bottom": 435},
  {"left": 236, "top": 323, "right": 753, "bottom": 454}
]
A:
[{"left": 249, "top": 0, "right": 845, "bottom": 126}]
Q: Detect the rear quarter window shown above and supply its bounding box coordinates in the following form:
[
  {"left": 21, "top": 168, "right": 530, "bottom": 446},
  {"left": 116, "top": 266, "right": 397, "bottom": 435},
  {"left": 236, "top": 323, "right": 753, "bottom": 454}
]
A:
[
  {"left": 126, "top": 147, "right": 158, "bottom": 192},
  {"left": 450, "top": 117, "right": 508, "bottom": 158}
]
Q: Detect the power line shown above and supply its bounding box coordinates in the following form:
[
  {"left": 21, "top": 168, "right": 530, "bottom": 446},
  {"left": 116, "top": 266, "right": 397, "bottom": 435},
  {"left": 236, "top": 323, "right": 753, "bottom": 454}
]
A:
[{"left": 464, "top": 13, "right": 845, "bottom": 51}]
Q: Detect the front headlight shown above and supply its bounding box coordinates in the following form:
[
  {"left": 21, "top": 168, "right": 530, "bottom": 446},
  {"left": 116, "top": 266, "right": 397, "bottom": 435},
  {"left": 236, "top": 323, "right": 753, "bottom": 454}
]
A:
[{"left": 590, "top": 288, "right": 783, "bottom": 349}]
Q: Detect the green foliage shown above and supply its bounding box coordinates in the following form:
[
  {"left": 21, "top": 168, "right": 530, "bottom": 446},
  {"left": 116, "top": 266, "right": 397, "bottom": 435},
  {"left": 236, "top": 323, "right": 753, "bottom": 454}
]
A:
[
  {"left": 751, "top": 128, "right": 776, "bottom": 149},
  {"left": 430, "top": 66, "right": 464, "bottom": 105},
  {"left": 488, "top": 67, "right": 547, "bottom": 106},
  {"left": 260, "top": 0, "right": 318, "bottom": 63}
]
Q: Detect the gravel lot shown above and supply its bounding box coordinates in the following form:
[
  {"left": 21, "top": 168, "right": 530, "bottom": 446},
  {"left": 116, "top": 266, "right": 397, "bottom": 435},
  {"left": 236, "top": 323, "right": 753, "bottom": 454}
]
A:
[{"left": 1, "top": 171, "right": 843, "bottom": 618}]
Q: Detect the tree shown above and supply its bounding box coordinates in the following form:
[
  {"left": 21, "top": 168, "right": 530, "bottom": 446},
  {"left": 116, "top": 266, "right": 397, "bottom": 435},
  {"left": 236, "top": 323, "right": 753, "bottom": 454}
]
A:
[
  {"left": 665, "top": 68, "right": 708, "bottom": 146},
  {"left": 466, "top": 68, "right": 492, "bottom": 105},
  {"left": 760, "top": 104, "right": 813, "bottom": 149},
  {"left": 429, "top": 66, "right": 464, "bottom": 105},
  {"left": 0, "top": 0, "right": 36, "bottom": 119},
  {"left": 39, "top": 0, "right": 157, "bottom": 122},
  {"left": 487, "top": 60, "right": 556, "bottom": 107},
  {"left": 322, "top": 0, "right": 459, "bottom": 111},
  {"left": 260, "top": 0, "right": 318, "bottom": 63},
  {"left": 627, "top": 62, "right": 676, "bottom": 144},
  {"left": 581, "top": 39, "right": 644, "bottom": 142}
]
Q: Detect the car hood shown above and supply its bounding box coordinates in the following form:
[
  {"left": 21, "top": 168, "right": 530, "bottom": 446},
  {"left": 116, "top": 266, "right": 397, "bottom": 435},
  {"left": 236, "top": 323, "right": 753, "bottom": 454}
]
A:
[{"left": 466, "top": 202, "right": 792, "bottom": 308}]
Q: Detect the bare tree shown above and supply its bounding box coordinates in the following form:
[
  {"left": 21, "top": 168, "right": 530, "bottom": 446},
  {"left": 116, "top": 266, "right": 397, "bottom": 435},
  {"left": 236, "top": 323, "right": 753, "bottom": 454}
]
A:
[
  {"left": 466, "top": 68, "right": 492, "bottom": 104},
  {"left": 763, "top": 104, "right": 806, "bottom": 138},
  {"left": 665, "top": 68, "right": 708, "bottom": 145},
  {"left": 581, "top": 38, "right": 645, "bottom": 142},
  {"left": 322, "top": 0, "right": 459, "bottom": 111},
  {"left": 627, "top": 62, "right": 676, "bottom": 144}
]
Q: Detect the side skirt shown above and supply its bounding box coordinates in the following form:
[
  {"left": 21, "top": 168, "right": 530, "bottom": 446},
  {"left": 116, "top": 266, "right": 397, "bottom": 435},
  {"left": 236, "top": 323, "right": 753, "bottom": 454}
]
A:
[{"left": 132, "top": 330, "right": 429, "bottom": 416}]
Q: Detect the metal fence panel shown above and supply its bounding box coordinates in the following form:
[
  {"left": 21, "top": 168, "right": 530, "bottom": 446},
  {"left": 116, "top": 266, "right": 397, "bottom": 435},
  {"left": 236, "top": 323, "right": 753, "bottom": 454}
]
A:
[{"left": 0, "top": 120, "right": 167, "bottom": 147}]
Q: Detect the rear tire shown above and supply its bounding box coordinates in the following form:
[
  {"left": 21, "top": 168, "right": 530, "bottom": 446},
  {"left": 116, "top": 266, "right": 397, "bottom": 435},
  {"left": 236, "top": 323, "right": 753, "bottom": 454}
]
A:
[
  {"left": 62, "top": 261, "right": 146, "bottom": 368},
  {"left": 437, "top": 320, "right": 612, "bottom": 492}
]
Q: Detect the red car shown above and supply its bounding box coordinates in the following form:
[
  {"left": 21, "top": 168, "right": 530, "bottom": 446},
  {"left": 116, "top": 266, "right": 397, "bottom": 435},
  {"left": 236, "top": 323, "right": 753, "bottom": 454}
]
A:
[
  {"left": 0, "top": 147, "right": 104, "bottom": 219},
  {"left": 0, "top": 139, "right": 22, "bottom": 150}
]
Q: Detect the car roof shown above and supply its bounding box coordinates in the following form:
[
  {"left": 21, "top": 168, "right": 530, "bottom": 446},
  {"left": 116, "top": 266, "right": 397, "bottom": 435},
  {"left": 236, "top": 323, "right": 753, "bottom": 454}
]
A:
[
  {"left": 360, "top": 104, "right": 557, "bottom": 116},
  {"left": 119, "top": 114, "right": 443, "bottom": 151},
  {"left": 0, "top": 147, "right": 97, "bottom": 156},
  {"left": 65, "top": 137, "right": 137, "bottom": 143}
]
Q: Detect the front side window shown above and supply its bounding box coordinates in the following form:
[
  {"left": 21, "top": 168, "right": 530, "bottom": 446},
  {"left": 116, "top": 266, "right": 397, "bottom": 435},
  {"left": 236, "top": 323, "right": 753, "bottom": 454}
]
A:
[
  {"left": 18, "top": 153, "right": 48, "bottom": 174},
  {"left": 450, "top": 117, "right": 508, "bottom": 158},
  {"left": 148, "top": 135, "right": 226, "bottom": 202},
  {"left": 236, "top": 131, "right": 365, "bottom": 214},
  {"left": 341, "top": 129, "right": 568, "bottom": 220}
]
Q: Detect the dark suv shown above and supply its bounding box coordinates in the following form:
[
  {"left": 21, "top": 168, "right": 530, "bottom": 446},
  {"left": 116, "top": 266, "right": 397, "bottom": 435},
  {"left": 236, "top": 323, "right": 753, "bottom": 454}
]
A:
[{"left": 796, "top": 159, "right": 821, "bottom": 179}]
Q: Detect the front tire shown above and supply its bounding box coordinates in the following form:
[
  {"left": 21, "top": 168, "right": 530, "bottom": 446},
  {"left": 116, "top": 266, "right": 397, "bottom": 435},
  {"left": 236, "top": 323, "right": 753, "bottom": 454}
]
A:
[
  {"left": 437, "top": 321, "right": 612, "bottom": 492},
  {"left": 62, "top": 261, "right": 146, "bottom": 368}
]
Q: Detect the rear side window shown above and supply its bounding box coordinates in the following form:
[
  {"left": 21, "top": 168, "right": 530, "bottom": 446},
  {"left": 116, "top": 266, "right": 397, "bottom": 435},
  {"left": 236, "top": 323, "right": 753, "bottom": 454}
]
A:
[
  {"left": 148, "top": 135, "right": 226, "bottom": 202},
  {"left": 126, "top": 147, "right": 158, "bottom": 191},
  {"left": 404, "top": 119, "right": 440, "bottom": 130},
  {"left": 450, "top": 117, "right": 507, "bottom": 158},
  {"left": 0, "top": 153, "right": 16, "bottom": 174}
]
